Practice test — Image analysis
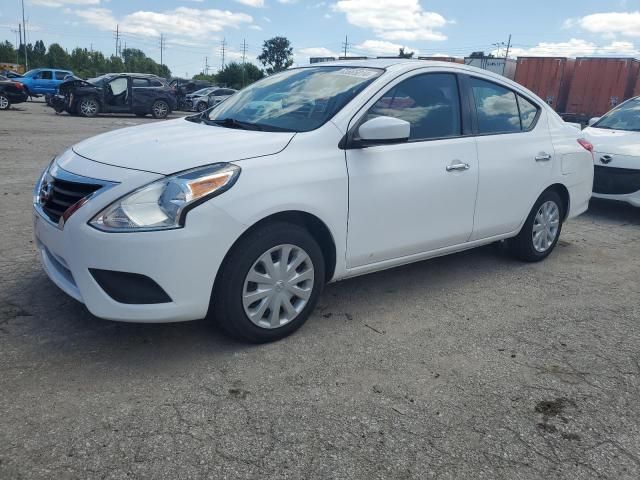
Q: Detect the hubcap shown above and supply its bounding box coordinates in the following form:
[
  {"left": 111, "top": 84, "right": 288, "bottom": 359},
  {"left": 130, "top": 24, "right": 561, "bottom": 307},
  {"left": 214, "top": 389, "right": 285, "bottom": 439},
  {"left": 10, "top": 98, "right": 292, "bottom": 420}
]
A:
[
  {"left": 532, "top": 200, "right": 560, "bottom": 253},
  {"left": 242, "top": 244, "right": 314, "bottom": 329},
  {"left": 154, "top": 102, "right": 168, "bottom": 116},
  {"left": 81, "top": 100, "right": 96, "bottom": 115},
  {"left": 0, "top": 96, "right": 8, "bottom": 109}
]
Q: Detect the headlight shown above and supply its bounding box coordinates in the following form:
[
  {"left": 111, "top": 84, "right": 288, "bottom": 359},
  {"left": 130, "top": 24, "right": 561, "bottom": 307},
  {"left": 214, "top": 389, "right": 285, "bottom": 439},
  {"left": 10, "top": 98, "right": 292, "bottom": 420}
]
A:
[{"left": 89, "top": 163, "right": 240, "bottom": 232}]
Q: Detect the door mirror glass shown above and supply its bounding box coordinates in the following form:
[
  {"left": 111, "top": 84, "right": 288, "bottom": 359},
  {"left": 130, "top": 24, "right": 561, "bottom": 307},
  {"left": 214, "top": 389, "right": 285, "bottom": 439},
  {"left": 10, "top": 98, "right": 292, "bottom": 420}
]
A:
[
  {"left": 588, "top": 117, "right": 601, "bottom": 126},
  {"left": 357, "top": 116, "right": 410, "bottom": 144}
]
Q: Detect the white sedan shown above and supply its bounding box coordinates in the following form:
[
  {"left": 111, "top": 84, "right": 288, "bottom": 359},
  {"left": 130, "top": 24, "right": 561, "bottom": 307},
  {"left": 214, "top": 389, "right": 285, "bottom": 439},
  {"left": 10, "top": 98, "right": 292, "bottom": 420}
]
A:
[
  {"left": 33, "top": 59, "right": 594, "bottom": 342},
  {"left": 583, "top": 96, "right": 640, "bottom": 207}
]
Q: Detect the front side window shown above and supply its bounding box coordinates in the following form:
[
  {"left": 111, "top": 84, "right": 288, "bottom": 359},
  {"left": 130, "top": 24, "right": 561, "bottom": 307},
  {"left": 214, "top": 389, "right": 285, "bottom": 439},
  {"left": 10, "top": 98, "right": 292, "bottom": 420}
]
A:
[
  {"left": 109, "top": 77, "right": 128, "bottom": 95},
  {"left": 364, "top": 73, "right": 461, "bottom": 141},
  {"left": 206, "top": 66, "right": 383, "bottom": 132},
  {"left": 471, "top": 78, "right": 520, "bottom": 134},
  {"left": 593, "top": 97, "right": 640, "bottom": 132},
  {"left": 37, "top": 70, "right": 52, "bottom": 80}
]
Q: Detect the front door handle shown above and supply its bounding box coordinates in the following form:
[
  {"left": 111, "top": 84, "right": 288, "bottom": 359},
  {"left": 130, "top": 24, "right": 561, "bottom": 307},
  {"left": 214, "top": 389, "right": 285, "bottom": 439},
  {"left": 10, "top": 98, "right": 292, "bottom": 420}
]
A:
[
  {"left": 446, "top": 162, "right": 470, "bottom": 172},
  {"left": 535, "top": 153, "right": 552, "bottom": 162}
]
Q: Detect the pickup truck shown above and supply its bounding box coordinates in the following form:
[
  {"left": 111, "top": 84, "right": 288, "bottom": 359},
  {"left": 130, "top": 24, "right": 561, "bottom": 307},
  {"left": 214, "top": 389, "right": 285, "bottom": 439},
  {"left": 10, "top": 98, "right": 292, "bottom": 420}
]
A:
[{"left": 19, "top": 68, "right": 74, "bottom": 97}]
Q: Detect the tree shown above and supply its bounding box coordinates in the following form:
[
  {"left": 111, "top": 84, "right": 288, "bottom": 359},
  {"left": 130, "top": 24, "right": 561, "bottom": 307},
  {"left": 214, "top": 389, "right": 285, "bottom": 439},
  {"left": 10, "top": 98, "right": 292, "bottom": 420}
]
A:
[
  {"left": 257, "top": 36, "right": 293, "bottom": 75},
  {"left": 216, "top": 62, "right": 264, "bottom": 89},
  {"left": 46, "top": 44, "right": 70, "bottom": 69},
  {"left": 31, "top": 40, "right": 47, "bottom": 67},
  {"left": 398, "top": 47, "right": 414, "bottom": 59},
  {"left": 0, "top": 41, "right": 15, "bottom": 63},
  {"left": 193, "top": 73, "right": 217, "bottom": 83}
]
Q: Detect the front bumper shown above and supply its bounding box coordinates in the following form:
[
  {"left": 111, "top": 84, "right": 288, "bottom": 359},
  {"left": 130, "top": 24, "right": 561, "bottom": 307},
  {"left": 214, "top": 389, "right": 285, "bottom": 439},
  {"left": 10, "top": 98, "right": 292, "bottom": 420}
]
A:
[
  {"left": 593, "top": 165, "right": 640, "bottom": 207},
  {"left": 33, "top": 153, "right": 246, "bottom": 322}
]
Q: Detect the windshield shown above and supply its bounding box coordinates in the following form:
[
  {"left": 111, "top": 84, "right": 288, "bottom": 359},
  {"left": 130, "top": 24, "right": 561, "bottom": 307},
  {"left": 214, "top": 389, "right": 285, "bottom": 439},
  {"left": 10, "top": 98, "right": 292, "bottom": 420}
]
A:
[
  {"left": 192, "top": 87, "right": 215, "bottom": 96},
  {"left": 206, "top": 66, "right": 383, "bottom": 132},
  {"left": 593, "top": 97, "right": 640, "bottom": 132},
  {"left": 87, "top": 75, "right": 110, "bottom": 86}
]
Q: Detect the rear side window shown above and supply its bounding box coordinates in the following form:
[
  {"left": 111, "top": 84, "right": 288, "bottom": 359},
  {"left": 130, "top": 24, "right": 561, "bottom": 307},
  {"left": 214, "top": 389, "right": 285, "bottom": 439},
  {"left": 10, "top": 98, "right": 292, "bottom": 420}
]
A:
[
  {"left": 365, "top": 73, "right": 462, "bottom": 141},
  {"left": 132, "top": 78, "right": 150, "bottom": 87},
  {"left": 518, "top": 95, "right": 539, "bottom": 130},
  {"left": 55, "top": 71, "right": 67, "bottom": 80},
  {"left": 471, "top": 78, "right": 520, "bottom": 134}
]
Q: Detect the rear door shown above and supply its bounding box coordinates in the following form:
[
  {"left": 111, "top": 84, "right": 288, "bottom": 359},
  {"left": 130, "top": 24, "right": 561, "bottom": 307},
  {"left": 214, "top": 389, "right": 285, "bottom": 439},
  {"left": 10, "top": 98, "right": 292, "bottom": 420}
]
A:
[
  {"left": 132, "top": 77, "right": 155, "bottom": 113},
  {"left": 466, "top": 76, "right": 554, "bottom": 240},
  {"left": 345, "top": 71, "right": 479, "bottom": 268}
]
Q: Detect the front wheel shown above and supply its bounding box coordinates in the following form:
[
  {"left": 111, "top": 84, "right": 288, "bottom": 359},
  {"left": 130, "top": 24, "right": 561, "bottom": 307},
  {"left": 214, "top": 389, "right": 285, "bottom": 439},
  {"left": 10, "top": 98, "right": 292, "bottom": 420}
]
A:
[
  {"left": 509, "top": 190, "right": 564, "bottom": 262},
  {"left": 196, "top": 101, "right": 208, "bottom": 112},
  {"left": 212, "top": 222, "right": 325, "bottom": 343},
  {"left": 78, "top": 97, "right": 99, "bottom": 117},
  {"left": 0, "top": 94, "right": 10, "bottom": 110},
  {"left": 151, "top": 100, "right": 169, "bottom": 119}
]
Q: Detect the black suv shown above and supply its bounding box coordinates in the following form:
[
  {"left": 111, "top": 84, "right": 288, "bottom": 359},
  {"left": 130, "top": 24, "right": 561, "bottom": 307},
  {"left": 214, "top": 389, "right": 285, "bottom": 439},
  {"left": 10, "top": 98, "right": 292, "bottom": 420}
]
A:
[{"left": 51, "top": 73, "right": 177, "bottom": 118}]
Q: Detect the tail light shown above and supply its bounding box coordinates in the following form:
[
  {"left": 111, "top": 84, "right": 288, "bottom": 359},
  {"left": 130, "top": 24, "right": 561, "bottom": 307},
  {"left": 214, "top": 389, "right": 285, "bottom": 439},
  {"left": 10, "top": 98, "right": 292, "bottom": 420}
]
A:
[
  {"left": 577, "top": 138, "right": 593, "bottom": 152},
  {"left": 14, "top": 82, "right": 24, "bottom": 90}
]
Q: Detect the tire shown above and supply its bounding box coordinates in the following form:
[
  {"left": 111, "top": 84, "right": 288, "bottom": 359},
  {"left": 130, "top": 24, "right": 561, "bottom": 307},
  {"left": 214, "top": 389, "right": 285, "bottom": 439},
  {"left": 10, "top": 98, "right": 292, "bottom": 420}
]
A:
[
  {"left": 508, "top": 190, "right": 564, "bottom": 262},
  {"left": 0, "top": 94, "right": 10, "bottom": 110},
  {"left": 212, "top": 222, "right": 325, "bottom": 343},
  {"left": 196, "top": 101, "right": 207, "bottom": 112},
  {"left": 78, "top": 97, "right": 99, "bottom": 117},
  {"left": 151, "top": 100, "right": 169, "bottom": 119}
]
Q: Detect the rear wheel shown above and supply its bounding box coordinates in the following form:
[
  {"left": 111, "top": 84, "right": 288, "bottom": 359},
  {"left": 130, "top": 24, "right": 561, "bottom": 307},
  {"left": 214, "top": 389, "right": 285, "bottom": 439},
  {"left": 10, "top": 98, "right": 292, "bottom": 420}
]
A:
[
  {"left": 0, "top": 94, "right": 10, "bottom": 110},
  {"left": 78, "top": 97, "right": 99, "bottom": 117},
  {"left": 151, "top": 100, "right": 169, "bottom": 119},
  {"left": 196, "top": 101, "right": 208, "bottom": 112},
  {"left": 509, "top": 190, "right": 564, "bottom": 262},
  {"left": 212, "top": 222, "right": 325, "bottom": 343}
]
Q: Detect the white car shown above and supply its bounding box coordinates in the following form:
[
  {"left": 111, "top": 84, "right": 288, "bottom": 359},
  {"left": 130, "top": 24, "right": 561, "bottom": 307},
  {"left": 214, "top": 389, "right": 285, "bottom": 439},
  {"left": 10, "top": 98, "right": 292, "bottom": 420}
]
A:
[
  {"left": 33, "top": 59, "right": 594, "bottom": 342},
  {"left": 583, "top": 96, "right": 640, "bottom": 207}
]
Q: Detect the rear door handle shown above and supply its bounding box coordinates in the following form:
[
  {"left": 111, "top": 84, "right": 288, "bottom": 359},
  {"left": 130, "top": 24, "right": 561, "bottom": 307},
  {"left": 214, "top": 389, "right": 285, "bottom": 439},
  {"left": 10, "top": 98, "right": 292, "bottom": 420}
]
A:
[
  {"left": 535, "top": 153, "right": 552, "bottom": 162},
  {"left": 446, "top": 162, "right": 470, "bottom": 172}
]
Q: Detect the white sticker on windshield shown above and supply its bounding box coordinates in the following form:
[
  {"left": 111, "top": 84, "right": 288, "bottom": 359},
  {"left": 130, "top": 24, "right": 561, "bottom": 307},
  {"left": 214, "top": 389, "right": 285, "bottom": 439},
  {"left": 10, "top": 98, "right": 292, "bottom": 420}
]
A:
[{"left": 331, "top": 68, "right": 378, "bottom": 79}]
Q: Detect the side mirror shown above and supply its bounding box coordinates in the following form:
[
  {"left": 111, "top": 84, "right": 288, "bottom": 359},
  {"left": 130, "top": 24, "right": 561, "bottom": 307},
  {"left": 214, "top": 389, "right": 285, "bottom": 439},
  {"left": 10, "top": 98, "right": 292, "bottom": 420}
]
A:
[
  {"left": 588, "top": 117, "right": 600, "bottom": 126},
  {"left": 357, "top": 116, "right": 410, "bottom": 145}
]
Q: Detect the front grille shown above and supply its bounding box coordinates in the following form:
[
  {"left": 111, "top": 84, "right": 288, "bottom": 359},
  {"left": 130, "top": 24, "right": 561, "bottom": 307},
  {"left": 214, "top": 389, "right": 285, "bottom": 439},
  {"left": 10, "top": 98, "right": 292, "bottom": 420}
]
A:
[
  {"left": 41, "top": 176, "right": 102, "bottom": 223},
  {"left": 593, "top": 165, "right": 640, "bottom": 195}
]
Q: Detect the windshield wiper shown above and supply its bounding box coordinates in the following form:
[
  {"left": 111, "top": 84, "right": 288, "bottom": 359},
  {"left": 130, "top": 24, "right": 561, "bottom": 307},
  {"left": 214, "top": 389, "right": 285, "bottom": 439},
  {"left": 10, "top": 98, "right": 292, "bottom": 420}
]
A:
[{"left": 208, "top": 117, "right": 264, "bottom": 131}]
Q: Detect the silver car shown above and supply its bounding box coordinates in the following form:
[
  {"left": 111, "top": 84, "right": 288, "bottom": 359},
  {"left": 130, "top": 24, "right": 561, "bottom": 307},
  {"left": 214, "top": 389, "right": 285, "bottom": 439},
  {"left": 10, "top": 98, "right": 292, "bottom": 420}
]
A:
[{"left": 190, "top": 87, "right": 237, "bottom": 112}]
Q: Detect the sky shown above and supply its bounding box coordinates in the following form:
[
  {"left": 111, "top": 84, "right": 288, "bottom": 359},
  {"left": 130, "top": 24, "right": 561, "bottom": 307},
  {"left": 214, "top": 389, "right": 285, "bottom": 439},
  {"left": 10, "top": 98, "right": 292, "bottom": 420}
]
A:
[{"left": 1, "top": 0, "right": 640, "bottom": 78}]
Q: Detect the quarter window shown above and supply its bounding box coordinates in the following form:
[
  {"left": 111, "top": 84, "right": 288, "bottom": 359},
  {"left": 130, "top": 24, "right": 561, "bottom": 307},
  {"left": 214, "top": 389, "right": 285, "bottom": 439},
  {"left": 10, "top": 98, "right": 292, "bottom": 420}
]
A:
[
  {"left": 54, "top": 71, "right": 67, "bottom": 80},
  {"left": 518, "top": 94, "right": 538, "bottom": 130},
  {"left": 365, "top": 73, "right": 461, "bottom": 141},
  {"left": 150, "top": 79, "right": 163, "bottom": 87},
  {"left": 471, "top": 78, "right": 520, "bottom": 134}
]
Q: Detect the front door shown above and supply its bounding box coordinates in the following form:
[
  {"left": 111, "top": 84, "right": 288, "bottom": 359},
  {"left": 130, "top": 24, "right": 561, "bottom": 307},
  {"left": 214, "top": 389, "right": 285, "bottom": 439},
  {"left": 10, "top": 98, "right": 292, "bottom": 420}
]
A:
[
  {"left": 345, "top": 72, "right": 478, "bottom": 268},
  {"left": 104, "top": 76, "right": 131, "bottom": 113}
]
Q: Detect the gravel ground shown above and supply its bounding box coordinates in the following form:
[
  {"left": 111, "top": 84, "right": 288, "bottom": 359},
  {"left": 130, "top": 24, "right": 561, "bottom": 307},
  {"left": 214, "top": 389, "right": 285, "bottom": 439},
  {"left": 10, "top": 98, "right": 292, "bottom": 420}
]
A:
[{"left": 1, "top": 100, "right": 639, "bottom": 479}]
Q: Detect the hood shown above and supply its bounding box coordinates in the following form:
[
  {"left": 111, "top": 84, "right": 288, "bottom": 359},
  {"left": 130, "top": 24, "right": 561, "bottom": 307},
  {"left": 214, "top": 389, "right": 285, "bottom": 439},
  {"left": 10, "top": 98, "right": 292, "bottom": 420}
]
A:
[
  {"left": 72, "top": 118, "right": 295, "bottom": 175},
  {"left": 583, "top": 126, "right": 640, "bottom": 157}
]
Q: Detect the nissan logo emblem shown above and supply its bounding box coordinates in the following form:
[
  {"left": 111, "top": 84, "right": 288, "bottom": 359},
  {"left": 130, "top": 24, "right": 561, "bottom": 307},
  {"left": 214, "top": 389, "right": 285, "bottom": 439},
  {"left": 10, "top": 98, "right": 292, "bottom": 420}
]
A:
[
  {"left": 39, "top": 180, "right": 54, "bottom": 204},
  {"left": 600, "top": 155, "right": 613, "bottom": 165}
]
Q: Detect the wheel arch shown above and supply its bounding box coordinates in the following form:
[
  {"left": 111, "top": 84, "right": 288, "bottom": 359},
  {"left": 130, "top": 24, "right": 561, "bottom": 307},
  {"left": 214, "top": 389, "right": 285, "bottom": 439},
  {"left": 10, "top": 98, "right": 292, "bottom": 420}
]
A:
[
  {"left": 216, "top": 210, "right": 337, "bottom": 286},
  {"left": 544, "top": 183, "right": 570, "bottom": 220}
]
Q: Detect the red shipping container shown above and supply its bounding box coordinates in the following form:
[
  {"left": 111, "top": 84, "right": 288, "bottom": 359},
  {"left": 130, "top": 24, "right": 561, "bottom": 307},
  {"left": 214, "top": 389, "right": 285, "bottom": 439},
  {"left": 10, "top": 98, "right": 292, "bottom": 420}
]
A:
[
  {"left": 514, "top": 57, "right": 575, "bottom": 112},
  {"left": 565, "top": 57, "right": 640, "bottom": 118}
]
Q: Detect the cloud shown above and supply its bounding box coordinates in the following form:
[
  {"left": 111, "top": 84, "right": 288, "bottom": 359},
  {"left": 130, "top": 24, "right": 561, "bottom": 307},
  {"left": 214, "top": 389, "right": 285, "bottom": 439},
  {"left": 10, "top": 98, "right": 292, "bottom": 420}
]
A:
[
  {"left": 502, "top": 38, "right": 639, "bottom": 57},
  {"left": 332, "top": 0, "right": 449, "bottom": 41},
  {"left": 570, "top": 11, "right": 640, "bottom": 37},
  {"left": 31, "top": 0, "right": 99, "bottom": 6},
  {"left": 74, "top": 7, "right": 254, "bottom": 38},
  {"left": 234, "top": 0, "right": 265, "bottom": 7},
  {"left": 354, "top": 39, "right": 419, "bottom": 56}
]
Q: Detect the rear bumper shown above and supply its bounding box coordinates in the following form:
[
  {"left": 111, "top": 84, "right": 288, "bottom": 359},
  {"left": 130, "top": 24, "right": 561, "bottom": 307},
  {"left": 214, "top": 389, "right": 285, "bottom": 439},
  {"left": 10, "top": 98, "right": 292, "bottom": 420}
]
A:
[{"left": 6, "top": 91, "right": 28, "bottom": 103}]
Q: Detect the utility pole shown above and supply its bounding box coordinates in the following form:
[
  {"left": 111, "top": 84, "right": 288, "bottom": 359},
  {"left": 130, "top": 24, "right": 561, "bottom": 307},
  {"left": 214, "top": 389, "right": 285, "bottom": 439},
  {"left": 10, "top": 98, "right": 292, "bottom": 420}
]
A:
[
  {"left": 342, "top": 35, "right": 350, "bottom": 58},
  {"left": 241, "top": 38, "right": 248, "bottom": 87},
  {"left": 503, "top": 34, "right": 512, "bottom": 75},
  {"left": 159, "top": 33, "right": 165, "bottom": 67},
  {"left": 114, "top": 24, "right": 120, "bottom": 57},
  {"left": 21, "top": 0, "right": 28, "bottom": 70},
  {"left": 204, "top": 57, "right": 209, "bottom": 76},
  {"left": 12, "top": 27, "right": 19, "bottom": 64},
  {"left": 220, "top": 38, "right": 227, "bottom": 70}
]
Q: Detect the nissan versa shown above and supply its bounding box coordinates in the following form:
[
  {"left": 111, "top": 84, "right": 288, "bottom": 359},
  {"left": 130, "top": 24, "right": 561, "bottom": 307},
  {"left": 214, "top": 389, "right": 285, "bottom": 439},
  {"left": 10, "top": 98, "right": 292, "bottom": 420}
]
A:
[{"left": 33, "top": 60, "right": 594, "bottom": 342}]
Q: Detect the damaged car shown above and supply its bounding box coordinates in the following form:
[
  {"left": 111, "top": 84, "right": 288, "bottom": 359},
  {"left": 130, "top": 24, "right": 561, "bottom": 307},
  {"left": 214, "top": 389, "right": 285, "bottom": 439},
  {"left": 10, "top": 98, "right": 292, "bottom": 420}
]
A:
[{"left": 51, "top": 73, "right": 177, "bottom": 119}]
